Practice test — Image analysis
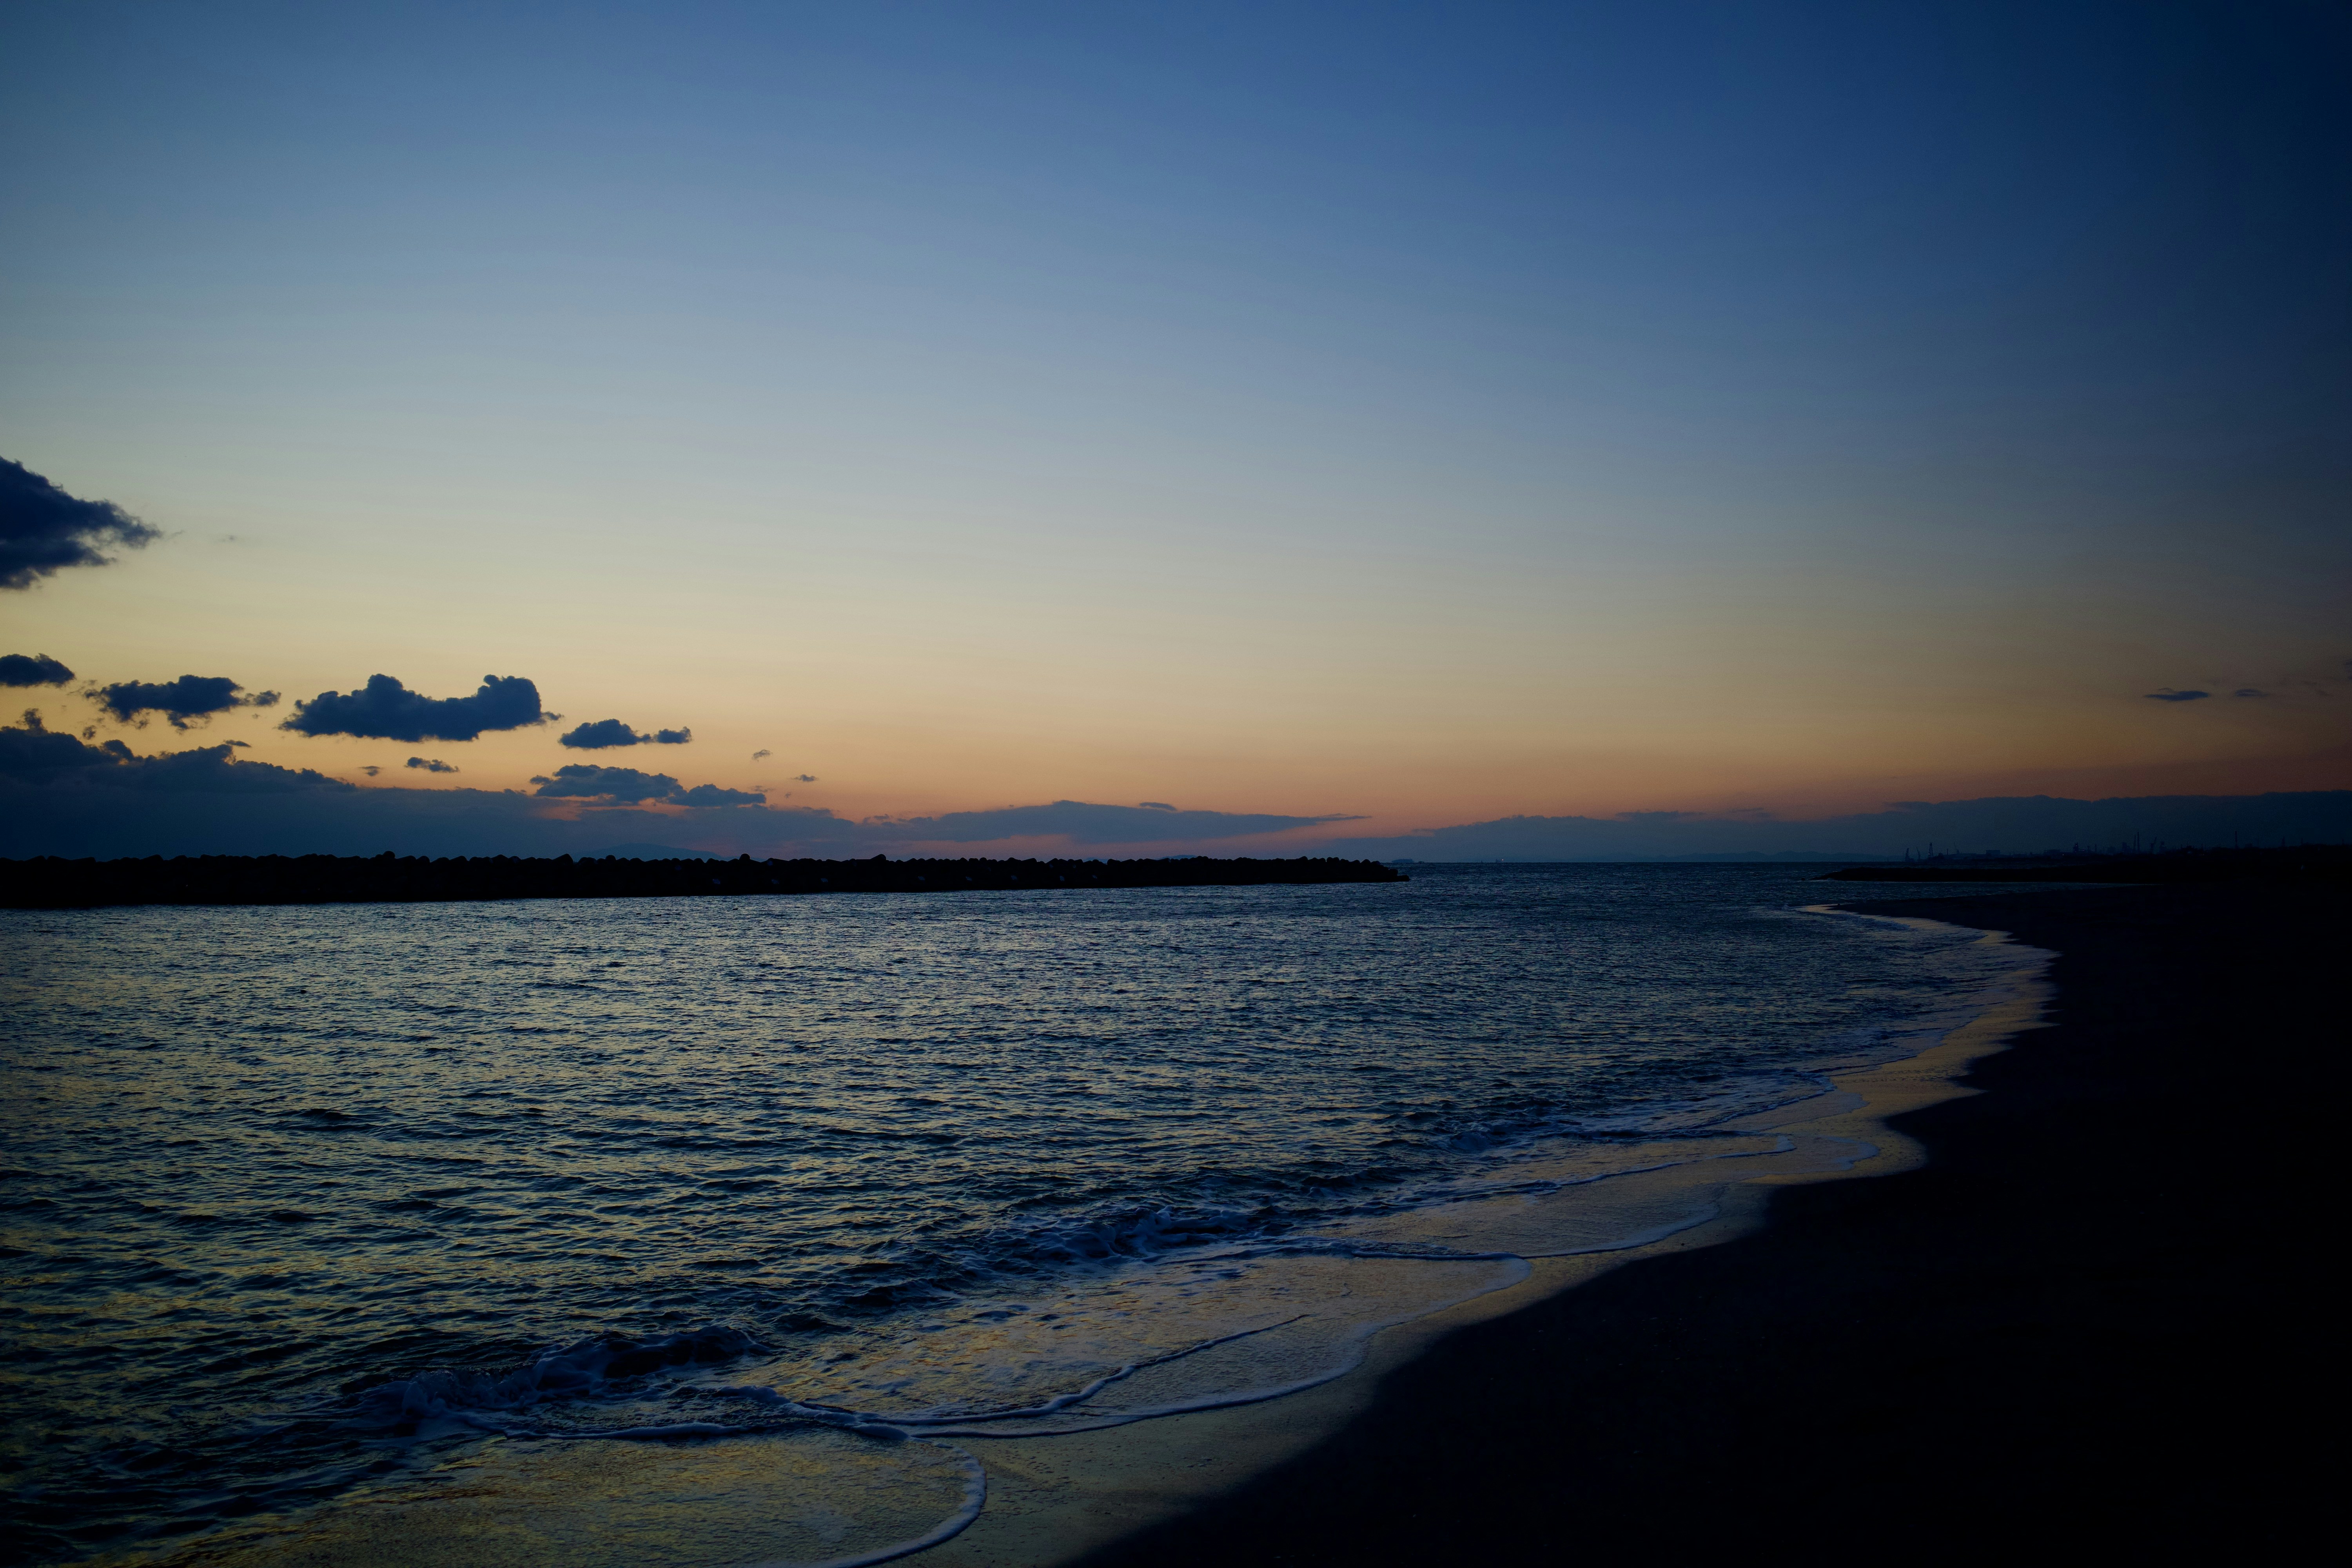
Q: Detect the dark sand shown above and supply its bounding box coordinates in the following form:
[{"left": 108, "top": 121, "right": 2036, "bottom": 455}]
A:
[{"left": 1078, "top": 884, "right": 2333, "bottom": 1564}]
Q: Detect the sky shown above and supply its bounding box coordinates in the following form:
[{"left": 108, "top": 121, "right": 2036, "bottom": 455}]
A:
[{"left": 4, "top": 0, "right": 2347, "bottom": 859}]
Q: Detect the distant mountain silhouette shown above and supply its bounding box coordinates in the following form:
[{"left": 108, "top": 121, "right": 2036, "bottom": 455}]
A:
[{"left": 593, "top": 842, "right": 725, "bottom": 860}]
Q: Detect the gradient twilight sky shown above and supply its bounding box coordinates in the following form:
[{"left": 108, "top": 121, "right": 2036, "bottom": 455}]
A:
[{"left": 4, "top": 0, "right": 2347, "bottom": 845}]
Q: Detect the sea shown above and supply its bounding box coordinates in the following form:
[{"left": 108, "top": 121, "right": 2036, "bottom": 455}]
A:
[{"left": 0, "top": 864, "right": 2042, "bottom": 1567}]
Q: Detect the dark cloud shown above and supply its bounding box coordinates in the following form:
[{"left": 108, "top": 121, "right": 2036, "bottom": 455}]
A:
[
  {"left": 94, "top": 674, "right": 280, "bottom": 729},
  {"left": 2232, "top": 688, "right": 2269, "bottom": 699},
  {"left": 0, "top": 716, "right": 819, "bottom": 858},
  {"left": 2144, "top": 689, "right": 2211, "bottom": 702},
  {"left": 0, "top": 653, "right": 74, "bottom": 687},
  {"left": 529, "top": 764, "right": 762, "bottom": 807},
  {"left": 2, "top": 711, "right": 125, "bottom": 775},
  {"left": 531, "top": 764, "right": 680, "bottom": 802},
  {"left": 559, "top": 719, "right": 692, "bottom": 750},
  {"left": 0, "top": 713, "right": 349, "bottom": 796},
  {"left": 794, "top": 774, "right": 817, "bottom": 783},
  {"left": 752, "top": 749, "right": 773, "bottom": 762},
  {"left": 1138, "top": 801, "right": 1175, "bottom": 811},
  {"left": 677, "top": 783, "right": 764, "bottom": 807},
  {"left": 1, "top": 457, "right": 161, "bottom": 590},
  {"left": 1617, "top": 809, "right": 1697, "bottom": 821},
  {"left": 405, "top": 757, "right": 459, "bottom": 773},
  {"left": 282, "top": 674, "right": 548, "bottom": 742},
  {"left": 560, "top": 719, "right": 640, "bottom": 750},
  {"left": 361, "top": 766, "right": 381, "bottom": 777}
]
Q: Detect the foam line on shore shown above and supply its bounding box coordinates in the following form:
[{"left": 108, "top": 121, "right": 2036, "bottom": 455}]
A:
[
  {"left": 909, "top": 913, "right": 2054, "bottom": 1565},
  {"left": 743, "top": 1443, "right": 989, "bottom": 1568}
]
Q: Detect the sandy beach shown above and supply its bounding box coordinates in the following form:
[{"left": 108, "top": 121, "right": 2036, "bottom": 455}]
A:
[{"left": 1072, "top": 882, "right": 2329, "bottom": 1563}]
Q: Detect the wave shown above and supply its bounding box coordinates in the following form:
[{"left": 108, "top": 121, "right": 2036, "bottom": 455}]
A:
[{"left": 339, "top": 1326, "right": 768, "bottom": 1427}]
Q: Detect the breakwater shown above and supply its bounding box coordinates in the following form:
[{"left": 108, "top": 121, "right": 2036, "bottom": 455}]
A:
[{"left": 0, "top": 852, "right": 1406, "bottom": 909}]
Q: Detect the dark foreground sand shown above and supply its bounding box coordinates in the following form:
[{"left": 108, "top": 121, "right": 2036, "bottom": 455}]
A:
[{"left": 1078, "top": 884, "right": 2333, "bottom": 1565}]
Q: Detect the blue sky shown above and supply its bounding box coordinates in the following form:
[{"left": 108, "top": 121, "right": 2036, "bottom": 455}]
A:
[{"left": 4, "top": 1, "right": 2346, "bottom": 855}]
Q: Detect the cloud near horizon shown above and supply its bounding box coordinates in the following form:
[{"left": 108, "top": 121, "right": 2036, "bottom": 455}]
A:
[
  {"left": 1, "top": 730, "right": 1365, "bottom": 858},
  {"left": 94, "top": 674, "right": 280, "bottom": 729},
  {"left": 6, "top": 719, "right": 2346, "bottom": 863},
  {"left": 559, "top": 719, "right": 691, "bottom": 749},
  {"left": 863, "top": 800, "right": 1362, "bottom": 846},
  {"left": 0, "top": 653, "right": 76, "bottom": 687},
  {"left": 1, "top": 457, "right": 161, "bottom": 590},
  {"left": 405, "top": 756, "right": 459, "bottom": 773},
  {"left": 2144, "top": 689, "right": 2211, "bottom": 702},
  {"left": 1, "top": 712, "right": 350, "bottom": 797},
  {"left": 530, "top": 763, "right": 762, "bottom": 807},
  {"left": 1318, "top": 793, "right": 2352, "bottom": 860},
  {"left": 282, "top": 673, "right": 549, "bottom": 742}
]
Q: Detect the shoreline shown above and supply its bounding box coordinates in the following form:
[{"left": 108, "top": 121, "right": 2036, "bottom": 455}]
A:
[
  {"left": 1070, "top": 883, "right": 2330, "bottom": 1563},
  {"left": 144, "top": 908, "right": 2049, "bottom": 1568},
  {"left": 914, "top": 914, "right": 2048, "bottom": 1564}
]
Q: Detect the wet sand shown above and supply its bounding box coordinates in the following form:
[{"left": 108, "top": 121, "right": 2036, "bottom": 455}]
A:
[{"left": 1073, "top": 884, "right": 2331, "bottom": 1564}]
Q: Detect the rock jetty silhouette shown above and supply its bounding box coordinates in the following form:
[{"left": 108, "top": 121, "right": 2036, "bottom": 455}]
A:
[{"left": 0, "top": 853, "right": 1408, "bottom": 909}]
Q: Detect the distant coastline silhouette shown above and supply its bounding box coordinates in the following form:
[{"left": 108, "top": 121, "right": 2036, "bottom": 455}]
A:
[{"left": 0, "top": 853, "right": 1407, "bottom": 909}]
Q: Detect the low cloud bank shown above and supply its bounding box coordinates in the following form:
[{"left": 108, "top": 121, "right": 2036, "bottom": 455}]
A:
[
  {"left": 282, "top": 674, "right": 548, "bottom": 742},
  {"left": 870, "top": 800, "right": 1358, "bottom": 846},
  {"left": 0, "top": 736, "right": 1352, "bottom": 859},
  {"left": 2, "top": 714, "right": 350, "bottom": 798},
  {"left": 1320, "top": 792, "right": 2352, "bottom": 862},
  {"left": 2, "top": 457, "right": 160, "bottom": 590},
  {"left": 0, "top": 716, "right": 804, "bottom": 859},
  {"left": 5, "top": 721, "right": 2343, "bottom": 863}
]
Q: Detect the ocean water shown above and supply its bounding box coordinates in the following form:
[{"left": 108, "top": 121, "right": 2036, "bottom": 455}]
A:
[{"left": 0, "top": 865, "right": 2035, "bottom": 1566}]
